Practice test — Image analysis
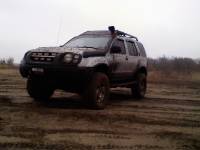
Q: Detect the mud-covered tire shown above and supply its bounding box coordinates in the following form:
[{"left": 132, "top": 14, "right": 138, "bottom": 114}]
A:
[
  {"left": 27, "top": 77, "right": 54, "bottom": 103},
  {"left": 131, "top": 73, "right": 147, "bottom": 99},
  {"left": 83, "top": 72, "right": 110, "bottom": 109}
]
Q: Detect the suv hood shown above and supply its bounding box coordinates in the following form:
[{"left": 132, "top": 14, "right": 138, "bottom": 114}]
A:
[
  {"left": 30, "top": 46, "right": 106, "bottom": 57},
  {"left": 31, "top": 46, "right": 84, "bottom": 54}
]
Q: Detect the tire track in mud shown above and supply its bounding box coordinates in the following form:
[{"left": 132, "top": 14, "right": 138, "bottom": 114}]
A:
[
  {"left": 0, "top": 69, "right": 200, "bottom": 149},
  {"left": 145, "top": 97, "right": 200, "bottom": 106},
  {"left": 0, "top": 142, "right": 164, "bottom": 150},
  {"left": 153, "top": 131, "right": 200, "bottom": 150},
  {"left": 0, "top": 123, "right": 162, "bottom": 150},
  {"left": 1, "top": 100, "right": 199, "bottom": 128},
  {"left": 0, "top": 142, "right": 92, "bottom": 150}
]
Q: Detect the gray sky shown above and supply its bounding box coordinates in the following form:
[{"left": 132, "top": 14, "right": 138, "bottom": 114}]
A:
[{"left": 0, "top": 0, "right": 200, "bottom": 62}]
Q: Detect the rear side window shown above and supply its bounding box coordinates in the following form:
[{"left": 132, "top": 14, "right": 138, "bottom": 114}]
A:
[
  {"left": 127, "top": 41, "right": 138, "bottom": 56},
  {"left": 111, "top": 39, "right": 126, "bottom": 54},
  {"left": 137, "top": 42, "right": 146, "bottom": 57}
]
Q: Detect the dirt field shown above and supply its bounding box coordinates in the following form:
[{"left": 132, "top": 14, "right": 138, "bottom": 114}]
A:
[{"left": 0, "top": 68, "right": 200, "bottom": 150}]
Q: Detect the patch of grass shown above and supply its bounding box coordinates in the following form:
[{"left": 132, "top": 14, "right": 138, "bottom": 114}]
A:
[
  {"left": 0, "top": 67, "right": 19, "bottom": 76},
  {"left": 148, "top": 71, "right": 200, "bottom": 85},
  {"left": 192, "top": 72, "right": 200, "bottom": 82},
  {"left": 0, "top": 64, "right": 18, "bottom": 70}
]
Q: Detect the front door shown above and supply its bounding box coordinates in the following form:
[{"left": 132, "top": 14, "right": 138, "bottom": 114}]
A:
[{"left": 110, "top": 38, "right": 130, "bottom": 83}]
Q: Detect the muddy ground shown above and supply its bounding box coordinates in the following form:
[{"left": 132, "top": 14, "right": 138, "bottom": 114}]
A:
[{"left": 0, "top": 68, "right": 200, "bottom": 150}]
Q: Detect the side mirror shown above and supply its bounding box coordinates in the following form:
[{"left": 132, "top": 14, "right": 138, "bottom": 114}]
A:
[{"left": 110, "top": 46, "right": 121, "bottom": 54}]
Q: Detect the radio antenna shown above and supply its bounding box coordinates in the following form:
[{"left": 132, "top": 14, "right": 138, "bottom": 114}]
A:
[{"left": 56, "top": 15, "right": 62, "bottom": 45}]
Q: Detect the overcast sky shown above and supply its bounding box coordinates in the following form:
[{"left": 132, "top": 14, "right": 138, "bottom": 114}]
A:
[{"left": 0, "top": 0, "right": 200, "bottom": 62}]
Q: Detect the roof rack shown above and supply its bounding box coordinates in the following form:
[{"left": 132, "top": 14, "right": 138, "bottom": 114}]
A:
[{"left": 116, "top": 30, "right": 138, "bottom": 41}]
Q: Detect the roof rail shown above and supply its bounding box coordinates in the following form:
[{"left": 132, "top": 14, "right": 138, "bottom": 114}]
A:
[{"left": 116, "top": 30, "right": 138, "bottom": 41}]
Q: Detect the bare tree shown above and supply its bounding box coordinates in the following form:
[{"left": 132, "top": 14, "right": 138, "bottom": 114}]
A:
[
  {"left": 0, "top": 57, "right": 14, "bottom": 66},
  {"left": 6, "top": 57, "right": 14, "bottom": 65},
  {"left": 148, "top": 56, "right": 199, "bottom": 74}
]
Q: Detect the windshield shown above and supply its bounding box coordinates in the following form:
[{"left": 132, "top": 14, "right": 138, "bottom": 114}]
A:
[{"left": 63, "top": 36, "right": 111, "bottom": 50}]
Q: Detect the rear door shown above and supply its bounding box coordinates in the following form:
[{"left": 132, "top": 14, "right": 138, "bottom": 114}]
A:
[{"left": 125, "top": 40, "right": 140, "bottom": 75}]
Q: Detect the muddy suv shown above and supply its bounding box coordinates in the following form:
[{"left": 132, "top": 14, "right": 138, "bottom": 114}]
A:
[{"left": 20, "top": 26, "right": 147, "bottom": 109}]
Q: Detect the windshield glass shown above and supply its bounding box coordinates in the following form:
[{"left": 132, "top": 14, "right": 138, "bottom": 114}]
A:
[{"left": 63, "top": 36, "right": 111, "bottom": 50}]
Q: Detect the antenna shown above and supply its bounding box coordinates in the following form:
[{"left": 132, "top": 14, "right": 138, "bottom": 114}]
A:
[{"left": 56, "top": 15, "right": 62, "bottom": 45}]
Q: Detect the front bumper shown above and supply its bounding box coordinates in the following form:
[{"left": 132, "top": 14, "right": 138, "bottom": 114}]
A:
[
  {"left": 20, "top": 61, "right": 94, "bottom": 90},
  {"left": 20, "top": 62, "right": 92, "bottom": 77}
]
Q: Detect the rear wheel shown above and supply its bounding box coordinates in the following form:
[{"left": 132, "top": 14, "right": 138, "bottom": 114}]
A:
[
  {"left": 131, "top": 73, "right": 147, "bottom": 99},
  {"left": 83, "top": 72, "right": 110, "bottom": 109},
  {"left": 27, "top": 77, "right": 54, "bottom": 103}
]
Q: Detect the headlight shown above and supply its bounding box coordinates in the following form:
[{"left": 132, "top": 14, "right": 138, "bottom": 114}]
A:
[
  {"left": 63, "top": 53, "right": 81, "bottom": 64},
  {"left": 63, "top": 53, "right": 73, "bottom": 63},
  {"left": 72, "top": 54, "right": 80, "bottom": 63}
]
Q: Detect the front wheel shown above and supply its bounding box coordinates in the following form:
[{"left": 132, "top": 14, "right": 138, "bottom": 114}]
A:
[
  {"left": 131, "top": 73, "right": 147, "bottom": 99},
  {"left": 83, "top": 72, "right": 110, "bottom": 109},
  {"left": 27, "top": 77, "right": 54, "bottom": 103}
]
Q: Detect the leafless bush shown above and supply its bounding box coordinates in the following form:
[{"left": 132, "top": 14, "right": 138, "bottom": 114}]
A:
[
  {"left": 148, "top": 56, "right": 200, "bottom": 74},
  {"left": 0, "top": 57, "right": 14, "bottom": 66}
]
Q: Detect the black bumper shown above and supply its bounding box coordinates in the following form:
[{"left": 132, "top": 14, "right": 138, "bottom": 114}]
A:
[
  {"left": 20, "top": 63, "right": 93, "bottom": 77},
  {"left": 20, "top": 62, "right": 94, "bottom": 91}
]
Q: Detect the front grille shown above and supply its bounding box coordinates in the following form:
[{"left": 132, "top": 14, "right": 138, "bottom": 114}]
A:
[{"left": 30, "top": 52, "right": 58, "bottom": 62}]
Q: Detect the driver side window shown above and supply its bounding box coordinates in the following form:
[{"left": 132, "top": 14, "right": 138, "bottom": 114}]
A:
[{"left": 111, "top": 39, "right": 126, "bottom": 54}]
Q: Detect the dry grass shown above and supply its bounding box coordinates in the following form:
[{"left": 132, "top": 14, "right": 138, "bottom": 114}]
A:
[
  {"left": 1, "top": 65, "right": 200, "bottom": 85},
  {"left": 0, "top": 64, "right": 18, "bottom": 70},
  {"left": 192, "top": 72, "right": 200, "bottom": 81},
  {"left": 0, "top": 67, "right": 19, "bottom": 75},
  {"left": 148, "top": 71, "right": 200, "bottom": 85}
]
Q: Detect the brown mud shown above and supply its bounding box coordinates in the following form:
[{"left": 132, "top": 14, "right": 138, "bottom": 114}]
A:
[{"left": 0, "top": 69, "right": 200, "bottom": 150}]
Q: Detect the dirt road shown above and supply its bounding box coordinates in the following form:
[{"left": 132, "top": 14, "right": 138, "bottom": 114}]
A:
[{"left": 0, "top": 69, "right": 200, "bottom": 150}]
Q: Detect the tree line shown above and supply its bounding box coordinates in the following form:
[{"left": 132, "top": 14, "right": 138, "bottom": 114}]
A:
[
  {"left": 148, "top": 56, "right": 200, "bottom": 74},
  {"left": 0, "top": 57, "right": 14, "bottom": 66},
  {"left": 0, "top": 56, "right": 200, "bottom": 74}
]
